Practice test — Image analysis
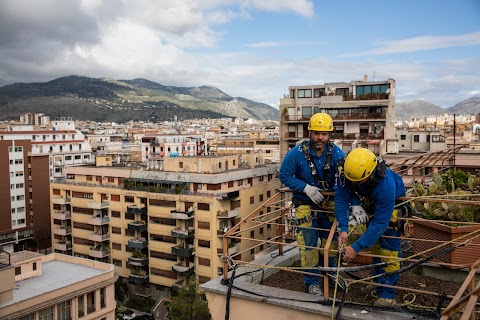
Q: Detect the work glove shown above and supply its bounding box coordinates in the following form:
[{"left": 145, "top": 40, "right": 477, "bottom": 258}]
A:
[
  {"left": 348, "top": 205, "right": 369, "bottom": 226},
  {"left": 303, "top": 184, "right": 324, "bottom": 204}
]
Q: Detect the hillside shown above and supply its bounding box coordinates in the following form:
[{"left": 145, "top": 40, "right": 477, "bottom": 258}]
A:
[
  {"left": 395, "top": 100, "right": 450, "bottom": 119},
  {"left": 448, "top": 96, "right": 480, "bottom": 115},
  {"left": 0, "top": 76, "right": 279, "bottom": 122}
]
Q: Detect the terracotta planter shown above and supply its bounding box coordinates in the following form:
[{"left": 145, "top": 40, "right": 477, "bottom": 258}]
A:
[{"left": 412, "top": 218, "right": 480, "bottom": 269}]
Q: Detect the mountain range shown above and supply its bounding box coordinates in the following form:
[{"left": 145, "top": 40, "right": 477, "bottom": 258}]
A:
[
  {"left": 0, "top": 76, "right": 479, "bottom": 122},
  {"left": 396, "top": 97, "right": 480, "bottom": 120},
  {"left": 0, "top": 76, "right": 278, "bottom": 122}
]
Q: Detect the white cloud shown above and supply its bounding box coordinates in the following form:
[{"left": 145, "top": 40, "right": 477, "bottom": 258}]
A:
[{"left": 340, "top": 32, "right": 480, "bottom": 57}]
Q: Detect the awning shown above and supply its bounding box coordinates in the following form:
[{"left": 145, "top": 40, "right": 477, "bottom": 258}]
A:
[{"left": 367, "top": 140, "right": 381, "bottom": 145}]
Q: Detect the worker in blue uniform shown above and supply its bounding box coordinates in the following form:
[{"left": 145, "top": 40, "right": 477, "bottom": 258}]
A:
[
  {"left": 279, "top": 113, "right": 345, "bottom": 295},
  {"left": 335, "top": 147, "right": 406, "bottom": 307}
]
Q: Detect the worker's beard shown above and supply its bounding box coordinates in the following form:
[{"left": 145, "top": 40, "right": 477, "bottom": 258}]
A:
[{"left": 312, "top": 140, "right": 327, "bottom": 153}]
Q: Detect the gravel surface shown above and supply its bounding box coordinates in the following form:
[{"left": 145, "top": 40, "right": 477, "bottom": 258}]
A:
[{"left": 260, "top": 260, "right": 480, "bottom": 318}]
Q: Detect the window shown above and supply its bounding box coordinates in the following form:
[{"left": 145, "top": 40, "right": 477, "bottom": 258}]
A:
[
  {"left": 124, "top": 196, "right": 134, "bottom": 203},
  {"left": 111, "top": 194, "right": 120, "bottom": 201},
  {"left": 267, "top": 191, "right": 271, "bottom": 198},
  {"left": 335, "top": 88, "right": 349, "bottom": 96},
  {"left": 112, "top": 227, "right": 121, "bottom": 235},
  {"left": 87, "top": 291, "right": 95, "bottom": 314},
  {"left": 198, "top": 221, "right": 210, "bottom": 230},
  {"left": 78, "top": 295, "right": 85, "bottom": 318},
  {"left": 250, "top": 196, "right": 254, "bottom": 204},
  {"left": 302, "top": 106, "right": 312, "bottom": 119},
  {"left": 297, "top": 89, "right": 312, "bottom": 98},
  {"left": 198, "top": 257, "right": 210, "bottom": 266},
  {"left": 100, "top": 287, "right": 106, "bottom": 308},
  {"left": 426, "top": 135, "right": 430, "bottom": 143},
  {"left": 259, "top": 194, "right": 264, "bottom": 202},
  {"left": 33, "top": 262, "right": 37, "bottom": 271},
  {"left": 260, "top": 227, "right": 264, "bottom": 235},
  {"left": 414, "top": 135, "right": 419, "bottom": 142},
  {"left": 57, "top": 300, "right": 71, "bottom": 320},
  {"left": 111, "top": 211, "right": 121, "bottom": 218},
  {"left": 314, "top": 88, "right": 325, "bottom": 97},
  {"left": 15, "top": 266, "right": 21, "bottom": 275},
  {"left": 198, "top": 203, "right": 210, "bottom": 211},
  {"left": 400, "top": 135, "right": 406, "bottom": 140},
  {"left": 250, "top": 230, "right": 254, "bottom": 237},
  {"left": 198, "top": 240, "right": 210, "bottom": 248},
  {"left": 179, "top": 162, "right": 183, "bottom": 168},
  {"left": 39, "top": 306, "right": 54, "bottom": 320},
  {"left": 113, "top": 259, "right": 122, "bottom": 267},
  {"left": 18, "top": 314, "right": 35, "bottom": 320}
]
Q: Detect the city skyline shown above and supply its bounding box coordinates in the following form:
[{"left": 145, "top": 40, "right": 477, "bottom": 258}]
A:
[{"left": 0, "top": 0, "right": 479, "bottom": 108}]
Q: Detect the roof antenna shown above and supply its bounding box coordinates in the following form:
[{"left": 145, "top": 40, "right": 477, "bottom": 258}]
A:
[{"left": 372, "top": 70, "right": 376, "bottom": 82}]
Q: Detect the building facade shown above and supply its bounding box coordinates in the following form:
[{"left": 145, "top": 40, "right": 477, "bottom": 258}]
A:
[
  {"left": 279, "top": 76, "right": 397, "bottom": 157},
  {"left": 0, "top": 251, "right": 116, "bottom": 320},
  {"left": 0, "top": 121, "right": 94, "bottom": 252},
  {"left": 50, "top": 155, "right": 280, "bottom": 298}
]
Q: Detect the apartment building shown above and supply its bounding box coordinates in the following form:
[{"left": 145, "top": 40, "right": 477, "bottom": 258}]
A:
[
  {"left": 19, "top": 112, "right": 50, "bottom": 126},
  {"left": 140, "top": 134, "right": 206, "bottom": 165},
  {"left": 0, "top": 251, "right": 116, "bottom": 320},
  {"left": 0, "top": 121, "right": 94, "bottom": 252},
  {"left": 279, "top": 76, "right": 397, "bottom": 157},
  {"left": 212, "top": 134, "right": 280, "bottom": 165},
  {"left": 396, "top": 129, "right": 447, "bottom": 152},
  {"left": 50, "top": 154, "right": 280, "bottom": 298}
]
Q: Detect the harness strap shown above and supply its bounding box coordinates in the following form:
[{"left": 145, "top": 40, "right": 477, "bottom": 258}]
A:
[{"left": 301, "top": 140, "right": 334, "bottom": 191}]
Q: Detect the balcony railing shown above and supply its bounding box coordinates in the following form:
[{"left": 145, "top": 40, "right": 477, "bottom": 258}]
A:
[
  {"left": 128, "top": 237, "right": 148, "bottom": 249},
  {"left": 172, "top": 245, "right": 195, "bottom": 257},
  {"left": 128, "top": 274, "right": 149, "bottom": 284},
  {"left": 284, "top": 113, "right": 387, "bottom": 122},
  {"left": 127, "top": 204, "right": 147, "bottom": 215},
  {"left": 53, "top": 227, "right": 71, "bottom": 236},
  {"left": 128, "top": 255, "right": 149, "bottom": 267},
  {"left": 128, "top": 221, "right": 148, "bottom": 232},
  {"left": 87, "top": 200, "right": 109, "bottom": 209},
  {"left": 171, "top": 209, "right": 194, "bottom": 220},
  {"left": 88, "top": 216, "right": 110, "bottom": 225},
  {"left": 53, "top": 241, "right": 72, "bottom": 251},
  {"left": 88, "top": 232, "right": 110, "bottom": 242},
  {"left": 89, "top": 247, "right": 110, "bottom": 258},
  {"left": 330, "top": 133, "right": 384, "bottom": 140},
  {"left": 217, "top": 209, "right": 239, "bottom": 219},
  {"left": 171, "top": 227, "right": 195, "bottom": 238},
  {"left": 172, "top": 262, "right": 195, "bottom": 276},
  {"left": 53, "top": 210, "right": 71, "bottom": 220},
  {"left": 52, "top": 197, "right": 71, "bottom": 205}
]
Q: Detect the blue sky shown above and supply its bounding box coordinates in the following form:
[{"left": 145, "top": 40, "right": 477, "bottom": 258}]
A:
[{"left": 0, "top": 0, "right": 479, "bottom": 109}]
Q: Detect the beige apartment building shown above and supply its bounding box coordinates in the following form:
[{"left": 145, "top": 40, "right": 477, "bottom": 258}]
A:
[
  {"left": 279, "top": 76, "right": 397, "bottom": 157},
  {"left": 0, "top": 251, "right": 116, "bottom": 320},
  {"left": 50, "top": 154, "right": 280, "bottom": 298}
]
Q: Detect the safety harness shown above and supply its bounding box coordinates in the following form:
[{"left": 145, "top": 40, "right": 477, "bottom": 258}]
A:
[
  {"left": 337, "top": 157, "right": 412, "bottom": 233},
  {"left": 291, "top": 141, "right": 335, "bottom": 224}
]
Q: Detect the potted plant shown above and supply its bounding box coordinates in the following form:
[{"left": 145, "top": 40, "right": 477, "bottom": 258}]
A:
[{"left": 409, "top": 169, "right": 480, "bottom": 268}]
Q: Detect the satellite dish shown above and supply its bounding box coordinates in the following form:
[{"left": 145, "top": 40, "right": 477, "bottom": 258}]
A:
[{"left": 386, "top": 88, "right": 391, "bottom": 94}]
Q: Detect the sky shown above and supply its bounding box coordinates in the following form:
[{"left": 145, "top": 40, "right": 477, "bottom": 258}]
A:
[{"left": 0, "top": 0, "right": 479, "bottom": 109}]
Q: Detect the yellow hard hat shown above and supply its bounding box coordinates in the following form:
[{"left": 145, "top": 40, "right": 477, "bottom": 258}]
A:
[
  {"left": 308, "top": 113, "right": 333, "bottom": 132},
  {"left": 344, "top": 148, "right": 377, "bottom": 181}
]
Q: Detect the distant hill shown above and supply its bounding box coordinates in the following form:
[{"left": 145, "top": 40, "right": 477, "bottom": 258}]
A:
[
  {"left": 395, "top": 100, "right": 450, "bottom": 120},
  {"left": 448, "top": 96, "right": 480, "bottom": 115},
  {"left": 0, "top": 76, "right": 279, "bottom": 122}
]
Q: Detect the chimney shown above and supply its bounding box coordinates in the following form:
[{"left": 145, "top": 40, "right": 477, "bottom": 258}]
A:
[{"left": 363, "top": 75, "right": 368, "bottom": 82}]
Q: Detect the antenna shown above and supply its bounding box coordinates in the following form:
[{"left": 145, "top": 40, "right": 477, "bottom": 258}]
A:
[{"left": 372, "top": 70, "right": 376, "bottom": 81}]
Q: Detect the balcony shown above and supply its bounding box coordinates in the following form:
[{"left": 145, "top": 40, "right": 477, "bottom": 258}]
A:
[
  {"left": 172, "top": 262, "right": 195, "bottom": 276},
  {"left": 128, "top": 221, "right": 148, "bottom": 232},
  {"left": 53, "top": 241, "right": 72, "bottom": 251},
  {"left": 127, "top": 204, "right": 147, "bottom": 215},
  {"left": 87, "top": 200, "right": 109, "bottom": 209},
  {"left": 53, "top": 210, "right": 71, "bottom": 220},
  {"left": 88, "top": 232, "right": 110, "bottom": 242},
  {"left": 171, "top": 227, "right": 195, "bottom": 238},
  {"left": 88, "top": 216, "right": 110, "bottom": 225},
  {"left": 53, "top": 227, "right": 71, "bottom": 236},
  {"left": 171, "top": 280, "right": 185, "bottom": 293},
  {"left": 128, "top": 255, "right": 149, "bottom": 267},
  {"left": 220, "top": 191, "right": 240, "bottom": 200},
  {"left": 171, "top": 209, "right": 194, "bottom": 220},
  {"left": 128, "top": 274, "right": 149, "bottom": 284},
  {"left": 172, "top": 245, "right": 195, "bottom": 257},
  {"left": 52, "top": 197, "right": 70, "bottom": 205},
  {"left": 89, "top": 247, "right": 110, "bottom": 258},
  {"left": 217, "top": 209, "right": 239, "bottom": 219},
  {"left": 128, "top": 237, "right": 148, "bottom": 249}
]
